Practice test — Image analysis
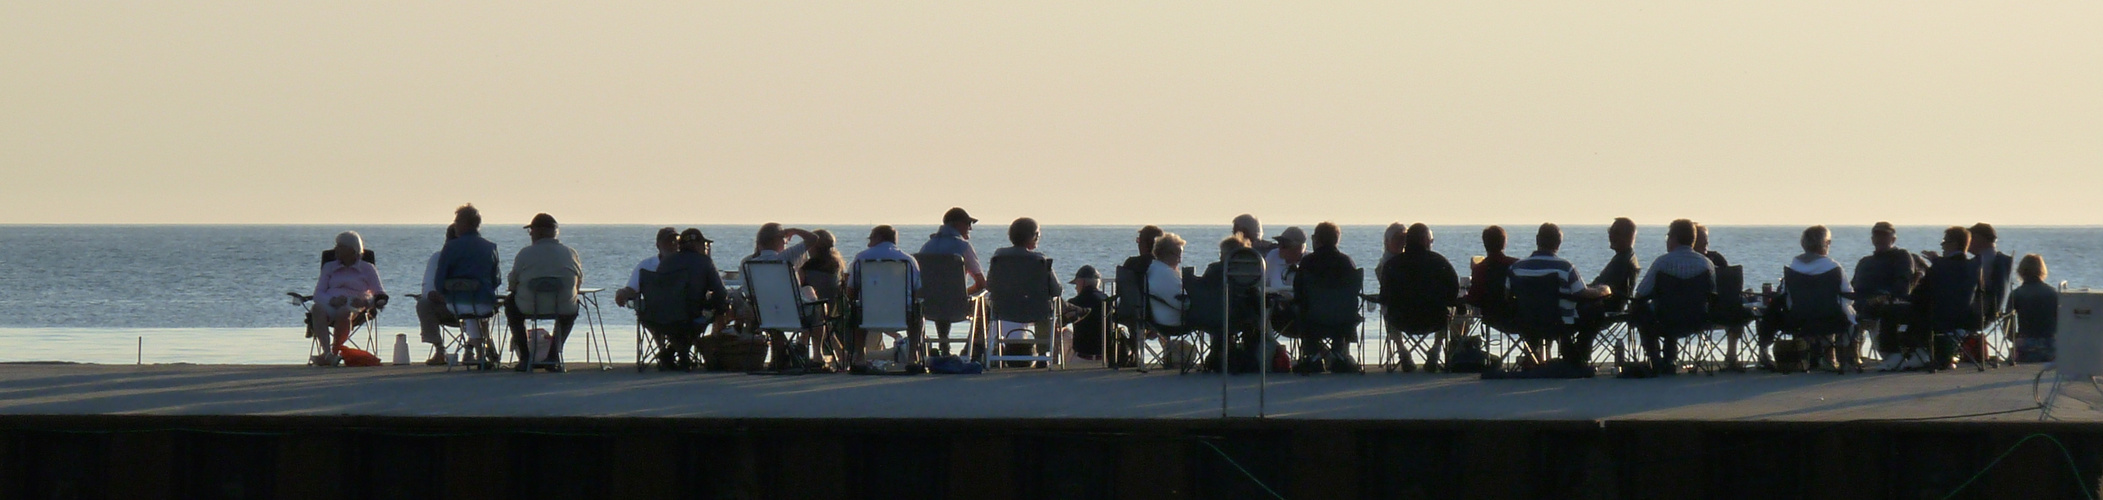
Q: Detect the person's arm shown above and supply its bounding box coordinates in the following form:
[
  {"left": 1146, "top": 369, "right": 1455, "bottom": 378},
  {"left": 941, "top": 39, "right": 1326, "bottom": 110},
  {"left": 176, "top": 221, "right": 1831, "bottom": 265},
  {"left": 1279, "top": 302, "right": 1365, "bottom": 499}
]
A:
[
  {"left": 312, "top": 264, "right": 332, "bottom": 301},
  {"left": 365, "top": 263, "right": 386, "bottom": 297},
  {"left": 1438, "top": 260, "right": 1461, "bottom": 305},
  {"left": 703, "top": 260, "right": 728, "bottom": 311},
  {"left": 963, "top": 245, "right": 986, "bottom": 294},
  {"left": 423, "top": 254, "right": 441, "bottom": 295},
  {"left": 569, "top": 249, "right": 585, "bottom": 294},
  {"left": 1633, "top": 267, "right": 1658, "bottom": 300}
]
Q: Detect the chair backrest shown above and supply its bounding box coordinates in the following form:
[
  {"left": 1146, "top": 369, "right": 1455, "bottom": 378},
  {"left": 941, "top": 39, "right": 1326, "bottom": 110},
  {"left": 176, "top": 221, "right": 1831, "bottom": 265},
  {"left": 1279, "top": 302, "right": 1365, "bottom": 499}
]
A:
[
  {"left": 1709, "top": 265, "right": 1752, "bottom": 324},
  {"left": 1183, "top": 266, "right": 1226, "bottom": 332},
  {"left": 1979, "top": 253, "right": 2013, "bottom": 318},
  {"left": 856, "top": 259, "right": 915, "bottom": 331},
  {"left": 1649, "top": 272, "right": 1716, "bottom": 338},
  {"left": 441, "top": 277, "right": 493, "bottom": 318},
  {"left": 1113, "top": 264, "right": 1148, "bottom": 324},
  {"left": 320, "top": 249, "right": 377, "bottom": 266},
  {"left": 1471, "top": 257, "right": 1513, "bottom": 312},
  {"left": 638, "top": 269, "right": 699, "bottom": 326},
  {"left": 1299, "top": 268, "right": 1364, "bottom": 329},
  {"left": 742, "top": 259, "right": 807, "bottom": 331},
  {"left": 1782, "top": 266, "right": 1848, "bottom": 335},
  {"left": 1508, "top": 273, "right": 1571, "bottom": 338},
  {"left": 1223, "top": 248, "right": 1266, "bottom": 291},
  {"left": 987, "top": 254, "right": 1055, "bottom": 323},
  {"left": 519, "top": 276, "right": 568, "bottom": 316},
  {"left": 914, "top": 252, "right": 973, "bottom": 323}
]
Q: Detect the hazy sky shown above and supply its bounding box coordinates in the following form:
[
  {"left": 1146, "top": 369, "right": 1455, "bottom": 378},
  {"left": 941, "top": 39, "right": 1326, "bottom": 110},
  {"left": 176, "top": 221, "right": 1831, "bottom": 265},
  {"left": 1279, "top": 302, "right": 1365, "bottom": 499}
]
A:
[{"left": 3, "top": 1, "right": 2097, "bottom": 225}]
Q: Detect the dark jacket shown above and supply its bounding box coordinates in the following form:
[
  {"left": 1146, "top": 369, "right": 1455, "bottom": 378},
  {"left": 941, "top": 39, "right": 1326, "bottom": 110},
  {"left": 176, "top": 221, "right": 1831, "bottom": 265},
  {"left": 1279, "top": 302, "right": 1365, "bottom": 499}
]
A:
[
  {"left": 657, "top": 249, "right": 729, "bottom": 314},
  {"left": 1379, "top": 249, "right": 1460, "bottom": 335},
  {"left": 2009, "top": 281, "right": 2058, "bottom": 339},
  {"left": 1069, "top": 288, "right": 1110, "bottom": 356},
  {"left": 1852, "top": 247, "right": 1917, "bottom": 299},
  {"left": 1593, "top": 250, "right": 1641, "bottom": 312},
  {"left": 435, "top": 231, "right": 502, "bottom": 304}
]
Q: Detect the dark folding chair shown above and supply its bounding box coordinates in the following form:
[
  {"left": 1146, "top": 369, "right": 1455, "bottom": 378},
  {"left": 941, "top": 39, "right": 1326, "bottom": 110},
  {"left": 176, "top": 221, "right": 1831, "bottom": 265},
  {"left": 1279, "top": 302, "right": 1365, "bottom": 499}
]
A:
[
  {"left": 1506, "top": 273, "right": 1576, "bottom": 372},
  {"left": 1641, "top": 272, "right": 1718, "bottom": 375},
  {"left": 637, "top": 269, "right": 711, "bottom": 372},
  {"left": 1296, "top": 268, "right": 1365, "bottom": 374},
  {"left": 913, "top": 253, "right": 983, "bottom": 358},
  {"left": 1779, "top": 265, "right": 1854, "bottom": 374}
]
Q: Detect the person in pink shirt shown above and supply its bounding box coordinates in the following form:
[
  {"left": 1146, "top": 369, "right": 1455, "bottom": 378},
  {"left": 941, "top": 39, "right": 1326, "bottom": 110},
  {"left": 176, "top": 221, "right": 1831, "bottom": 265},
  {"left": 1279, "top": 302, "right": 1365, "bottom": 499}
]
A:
[{"left": 311, "top": 231, "right": 387, "bottom": 360}]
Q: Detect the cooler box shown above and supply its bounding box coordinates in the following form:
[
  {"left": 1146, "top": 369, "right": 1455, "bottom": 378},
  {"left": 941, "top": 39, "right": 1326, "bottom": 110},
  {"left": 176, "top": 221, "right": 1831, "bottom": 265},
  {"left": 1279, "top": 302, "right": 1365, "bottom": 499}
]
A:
[{"left": 2057, "top": 289, "right": 2103, "bottom": 378}]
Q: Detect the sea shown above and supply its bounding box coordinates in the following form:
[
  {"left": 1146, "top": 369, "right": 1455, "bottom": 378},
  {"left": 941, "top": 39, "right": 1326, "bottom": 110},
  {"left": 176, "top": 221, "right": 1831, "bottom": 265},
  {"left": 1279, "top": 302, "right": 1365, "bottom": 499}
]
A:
[{"left": 0, "top": 224, "right": 2094, "bottom": 364}]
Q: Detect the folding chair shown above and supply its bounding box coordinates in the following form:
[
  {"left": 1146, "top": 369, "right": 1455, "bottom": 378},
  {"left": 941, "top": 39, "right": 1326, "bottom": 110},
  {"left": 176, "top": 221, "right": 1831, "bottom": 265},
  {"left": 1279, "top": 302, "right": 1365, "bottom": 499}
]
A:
[
  {"left": 1211, "top": 249, "right": 1268, "bottom": 375},
  {"left": 913, "top": 253, "right": 984, "bottom": 359},
  {"left": 290, "top": 249, "right": 389, "bottom": 366},
  {"left": 1379, "top": 289, "right": 1454, "bottom": 373},
  {"left": 1710, "top": 265, "right": 1759, "bottom": 371},
  {"left": 1644, "top": 272, "right": 1718, "bottom": 375},
  {"left": 985, "top": 255, "right": 1062, "bottom": 370},
  {"left": 636, "top": 269, "right": 710, "bottom": 372},
  {"left": 1974, "top": 255, "right": 2016, "bottom": 367},
  {"left": 1296, "top": 268, "right": 1365, "bottom": 374},
  {"left": 1180, "top": 266, "right": 1226, "bottom": 375},
  {"left": 852, "top": 258, "right": 921, "bottom": 370},
  {"left": 1779, "top": 265, "right": 1856, "bottom": 374},
  {"left": 439, "top": 277, "right": 500, "bottom": 371},
  {"left": 1107, "top": 265, "right": 1152, "bottom": 371},
  {"left": 512, "top": 276, "right": 573, "bottom": 372},
  {"left": 1504, "top": 274, "right": 1576, "bottom": 373},
  {"left": 742, "top": 259, "right": 832, "bottom": 373}
]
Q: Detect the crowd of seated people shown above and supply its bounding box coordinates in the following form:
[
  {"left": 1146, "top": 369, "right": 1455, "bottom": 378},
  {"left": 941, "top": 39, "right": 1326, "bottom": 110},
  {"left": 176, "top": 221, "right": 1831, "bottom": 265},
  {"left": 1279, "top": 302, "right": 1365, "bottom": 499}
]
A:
[{"left": 324, "top": 207, "right": 2063, "bottom": 377}]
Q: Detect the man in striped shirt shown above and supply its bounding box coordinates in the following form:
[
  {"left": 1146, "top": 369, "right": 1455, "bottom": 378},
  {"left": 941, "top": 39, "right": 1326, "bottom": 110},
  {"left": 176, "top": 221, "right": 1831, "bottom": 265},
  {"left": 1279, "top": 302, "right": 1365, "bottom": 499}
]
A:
[{"left": 1509, "top": 223, "right": 1612, "bottom": 369}]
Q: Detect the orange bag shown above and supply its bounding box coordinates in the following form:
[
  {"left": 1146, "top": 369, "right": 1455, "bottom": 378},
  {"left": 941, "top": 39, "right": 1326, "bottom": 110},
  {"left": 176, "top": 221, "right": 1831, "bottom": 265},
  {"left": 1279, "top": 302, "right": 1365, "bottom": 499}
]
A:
[{"left": 337, "top": 347, "right": 382, "bottom": 367}]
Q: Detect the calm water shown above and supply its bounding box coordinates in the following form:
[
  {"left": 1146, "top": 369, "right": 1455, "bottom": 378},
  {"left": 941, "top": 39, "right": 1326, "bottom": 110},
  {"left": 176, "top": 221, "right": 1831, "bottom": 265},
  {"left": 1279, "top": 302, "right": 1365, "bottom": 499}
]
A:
[{"left": 0, "top": 224, "right": 2095, "bottom": 363}]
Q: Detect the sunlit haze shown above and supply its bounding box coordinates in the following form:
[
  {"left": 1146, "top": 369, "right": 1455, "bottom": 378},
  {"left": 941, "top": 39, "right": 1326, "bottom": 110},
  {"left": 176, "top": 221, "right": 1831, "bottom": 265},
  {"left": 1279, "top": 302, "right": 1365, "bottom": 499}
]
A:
[{"left": 3, "top": 1, "right": 2097, "bottom": 226}]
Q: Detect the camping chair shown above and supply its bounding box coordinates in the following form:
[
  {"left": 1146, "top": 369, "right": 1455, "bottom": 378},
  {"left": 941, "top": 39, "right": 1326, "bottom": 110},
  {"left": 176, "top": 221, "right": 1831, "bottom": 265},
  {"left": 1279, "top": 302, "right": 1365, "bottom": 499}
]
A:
[
  {"left": 1296, "top": 268, "right": 1365, "bottom": 374},
  {"left": 1108, "top": 265, "right": 1153, "bottom": 371},
  {"left": 289, "top": 249, "right": 389, "bottom": 366},
  {"left": 852, "top": 258, "right": 921, "bottom": 369},
  {"left": 511, "top": 276, "right": 575, "bottom": 372},
  {"left": 1178, "top": 266, "right": 1228, "bottom": 375},
  {"left": 985, "top": 255, "right": 1062, "bottom": 370},
  {"left": 1507, "top": 273, "right": 1578, "bottom": 373},
  {"left": 1379, "top": 281, "right": 1456, "bottom": 374},
  {"left": 1710, "top": 265, "right": 1758, "bottom": 371},
  {"left": 1975, "top": 254, "right": 2015, "bottom": 367},
  {"left": 636, "top": 269, "right": 710, "bottom": 372},
  {"left": 1779, "top": 265, "right": 1856, "bottom": 374},
  {"left": 1642, "top": 272, "right": 1719, "bottom": 375},
  {"left": 914, "top": 253, "right": 984, "bottom": 359},
  {"left": 742, "top": 259, "right": 831, "bottom": 373},
  {"left": 439, "top": 277, "right": 500, "bottom": 371}
]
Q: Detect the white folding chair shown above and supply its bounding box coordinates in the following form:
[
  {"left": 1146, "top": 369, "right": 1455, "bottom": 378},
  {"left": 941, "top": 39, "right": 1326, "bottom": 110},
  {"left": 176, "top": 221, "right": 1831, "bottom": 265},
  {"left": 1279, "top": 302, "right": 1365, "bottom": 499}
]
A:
[
  {"left": 744, "top": 259, "right": 827, "bottom": 371},
  {"left": 854, "top": 259, "right": 919, "bottom": 367}
]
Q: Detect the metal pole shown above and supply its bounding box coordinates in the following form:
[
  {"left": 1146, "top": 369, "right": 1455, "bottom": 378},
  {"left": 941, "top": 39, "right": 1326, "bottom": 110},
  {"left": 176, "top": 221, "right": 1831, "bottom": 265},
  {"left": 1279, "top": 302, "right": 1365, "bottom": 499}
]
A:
[
  {"left": 1220, "top": 263, "right": 1231, "bottom": 418},
  {"left": 1258, "top": 258, "right": 1269, "bottom": 419},
  {"left": 136, "top": 336, "right": 142, "bottom": 365}
]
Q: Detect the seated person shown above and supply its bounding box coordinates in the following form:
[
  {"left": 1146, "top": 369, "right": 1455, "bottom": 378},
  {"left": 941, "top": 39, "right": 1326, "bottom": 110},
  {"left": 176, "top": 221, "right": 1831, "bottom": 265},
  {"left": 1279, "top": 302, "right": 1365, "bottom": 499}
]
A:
[
  {"left": 1630, "top": 219, "right": 1716, "bottom": 375},
  {"left": 1582, "top": 218, "right": 1642, "bottom": 359},
  {"left": 1264, "top": 226, "right": 1306, "bottom": 334},
  {"left": 1777, "top": 225, "right": 1856, "bottom": 371},
  {"left": 845, "top": 225, "right": 922, "bottom": 362},
  {"left": 1695, "top": 223, "right": 1729, "bottom": 267},
  {"left": 614, "top": 227, "right": 680, "bottom": 309},
  {"left": 744, "top": 222, "right": 823, "bottom": 370},
  {"left": 1292, "top": 222, "right": 1360, "bottom": 373},
  {"left": 1465, "top": 226, "right": 1520, "bottom": 331},
  {"left": 1911, "top": 226, "right": 1982, "bottom": 370},
  {"left": 311, "top": 231, "right": 386, "bottom": 365},
  {"left": 1379, "top": 223, "right": 1459, "bottom": 372},
  {"left": 414, "top": 224, "right": 459, "bottom": 364},
  {"left": 1508, "top": 223, "right": 1612, "bottom": 373},
  {"left": 1064, "top": 266, "right": 1111, "bottom": 360},
  {"left": 801, "top": 229, "right": 847, "bottom": 360},
  {"left": 989, "top": 218, "right": 1064, "bottom": 365},
  {"left": 1854, "top": 222, "right": 1920, "bottom": 371},
  {"left": 506, "top": 213, "right": 585, "bottom": 372},
  {"left": 1969, "top": 223, "right": 2015, "bottom": 321},
  {"left": 433, "top": 204, "right": 502, "bottom": 362},
  {"left": 646, "top": 229, "right": 728, "bottom": 370},
  {"left": 2008, "top": 254, "right": 2058, "bottom": 363},
  {"left": 1146, "top": 233, "right": 1190, "bottom": 333}
]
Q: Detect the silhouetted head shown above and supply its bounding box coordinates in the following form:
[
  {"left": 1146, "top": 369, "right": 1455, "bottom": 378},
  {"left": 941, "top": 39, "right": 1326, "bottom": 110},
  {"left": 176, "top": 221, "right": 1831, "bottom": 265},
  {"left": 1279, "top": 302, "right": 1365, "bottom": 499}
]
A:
[
  {"left": 1800, "top": 225, "right": 1831, "bottom": 256},
  {"left": 1609, "top": 218, "right": 1637, "bottom": 252},
  {"left": 1405, "top": 223, "right": 1433, "bottom": 251},
  {"left": 1942, "top": 226, "right": 1970, "bottom": 256},
  {"left": 454, "top": 204, "right": 482, "bottom": 233},
  {"left": 1667, "top": 219, "right": 1696, "bottom": 249},
  {"left": 1137, "top": 225, "right": 1164, "bottom": 258},
  {"left": 1008, "top": 217, "right": 1040, "bottom": 249},
  {"left": 1481, "top": 225, "right": 1507, "bottom": 255},
  {"left": 1536, "top": 223, "right": 1563, "bottom": 254}
]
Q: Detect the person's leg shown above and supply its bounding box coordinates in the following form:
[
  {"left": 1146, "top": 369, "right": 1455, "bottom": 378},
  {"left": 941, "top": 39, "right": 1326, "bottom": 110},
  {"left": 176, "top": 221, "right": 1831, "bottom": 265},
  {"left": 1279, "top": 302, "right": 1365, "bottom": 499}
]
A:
[
  {"left": 1566, "top": 325, "right": 1596, "bottom": 367},
  {"left": 416, "top": 299, "right": 449, "bottom": 362},
  {"left": 506, "top": 301, "right": 530, "bottom": 363},
  {"left": 1639, "top": 326, "right": 1665, "bottom": 369},
  {"left": 548, "top": 314, "right": 577, "bottom": 362},
  {"left": 1036, "top": 318, "right": 1057, "bottom": 367}
]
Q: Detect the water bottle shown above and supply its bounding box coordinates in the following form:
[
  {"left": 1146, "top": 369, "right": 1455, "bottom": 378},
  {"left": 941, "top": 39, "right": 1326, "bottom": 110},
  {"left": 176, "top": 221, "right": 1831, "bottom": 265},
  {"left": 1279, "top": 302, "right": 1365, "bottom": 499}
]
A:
[{"left": 393, "top": 334, "right": 411, "bottom": 365}]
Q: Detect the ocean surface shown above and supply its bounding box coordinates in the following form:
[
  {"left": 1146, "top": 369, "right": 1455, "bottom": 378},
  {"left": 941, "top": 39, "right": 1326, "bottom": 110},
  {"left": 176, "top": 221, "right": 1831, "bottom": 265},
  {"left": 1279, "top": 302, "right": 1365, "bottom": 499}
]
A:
[{"left": 0, "top": 224, "right": 2094, "bottom": 364}]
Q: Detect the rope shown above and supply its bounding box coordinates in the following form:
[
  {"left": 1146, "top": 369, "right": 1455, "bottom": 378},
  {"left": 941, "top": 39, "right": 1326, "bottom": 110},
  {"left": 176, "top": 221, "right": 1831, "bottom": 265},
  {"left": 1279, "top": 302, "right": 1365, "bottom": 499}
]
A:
[
  {"left": 1939, "top": 433, "right": 2094, "bottom": 500},
  {"left": 1195, "top": 438, "right": 1288, "bottom": 500}
]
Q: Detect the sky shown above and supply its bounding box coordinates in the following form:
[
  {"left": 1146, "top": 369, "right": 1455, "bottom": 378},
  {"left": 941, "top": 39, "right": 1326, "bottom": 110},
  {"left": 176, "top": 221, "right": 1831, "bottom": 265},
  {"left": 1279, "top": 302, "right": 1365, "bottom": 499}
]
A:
[{"left": 2, "top": 1, "right": 2098, "bottom": 226}]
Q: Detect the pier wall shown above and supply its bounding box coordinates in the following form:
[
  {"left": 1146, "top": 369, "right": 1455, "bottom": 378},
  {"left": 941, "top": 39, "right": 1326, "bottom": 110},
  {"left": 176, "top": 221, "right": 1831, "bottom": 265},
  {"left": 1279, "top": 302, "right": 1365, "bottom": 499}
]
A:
[{"left": 1, "top": 416, "right": 2097, "bottom": 500}]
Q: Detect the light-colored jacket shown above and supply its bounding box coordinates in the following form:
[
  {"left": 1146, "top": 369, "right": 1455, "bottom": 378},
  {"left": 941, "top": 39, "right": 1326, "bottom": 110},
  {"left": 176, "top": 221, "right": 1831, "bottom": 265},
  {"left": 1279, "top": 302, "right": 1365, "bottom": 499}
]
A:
[{"left": 509, "top": 238, "right": 584, "bottom": 315}]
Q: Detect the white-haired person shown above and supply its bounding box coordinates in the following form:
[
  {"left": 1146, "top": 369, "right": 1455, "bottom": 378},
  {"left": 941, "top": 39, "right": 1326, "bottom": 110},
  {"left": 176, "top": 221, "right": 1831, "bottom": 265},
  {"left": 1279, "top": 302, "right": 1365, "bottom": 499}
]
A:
[{"left": 311, "top": 231, "right": 387, "bottom": 364}]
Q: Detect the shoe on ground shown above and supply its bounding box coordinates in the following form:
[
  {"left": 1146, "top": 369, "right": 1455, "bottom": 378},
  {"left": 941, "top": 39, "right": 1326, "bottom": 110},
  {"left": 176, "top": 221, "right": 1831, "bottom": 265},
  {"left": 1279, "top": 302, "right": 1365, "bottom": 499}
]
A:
[
  {"left": 543, "top": 363, "right": 566, "bottom": 373},
  {"left": 1292, "top": 354, "right": 1325, "bottom": 375},
  {"left": 1329, "top": 352, "right": 1360, "bottom": 374},
  {"left": 425, "top": 352, "right": 447, "bottom": 366}
]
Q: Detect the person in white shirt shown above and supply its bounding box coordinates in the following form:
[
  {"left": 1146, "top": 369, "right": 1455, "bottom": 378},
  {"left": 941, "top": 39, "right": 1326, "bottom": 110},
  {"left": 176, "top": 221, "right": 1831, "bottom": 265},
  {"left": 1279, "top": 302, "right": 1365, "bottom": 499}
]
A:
[
  {"left": 1264, "top": 226, "right": 1306, "bottom": 297},
  {"left": 413, "top": 225, "right": 458, "bottom": 364},
  {"left": 1146, "top": 233, "right": 1189, "bottom": 329}
]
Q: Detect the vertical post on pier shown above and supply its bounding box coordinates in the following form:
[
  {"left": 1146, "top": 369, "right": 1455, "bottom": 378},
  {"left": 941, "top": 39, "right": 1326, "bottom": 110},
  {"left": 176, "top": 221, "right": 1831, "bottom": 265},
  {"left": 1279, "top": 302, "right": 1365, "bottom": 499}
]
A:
[{"left": 136, "top": 336, "right": 142, "bottom": 365}]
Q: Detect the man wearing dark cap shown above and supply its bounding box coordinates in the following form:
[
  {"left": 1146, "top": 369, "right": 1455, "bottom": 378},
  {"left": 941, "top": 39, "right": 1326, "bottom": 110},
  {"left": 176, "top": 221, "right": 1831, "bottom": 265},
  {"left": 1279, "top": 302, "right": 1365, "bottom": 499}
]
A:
[
  {"left": 1854, "top": 222, "right": 1919, "bottom": 371},
  {"left": 506, "top": 213, "right": 586, "bottom": 371},
  {"left": 649, "top": 228, "right": 728, "bottom": 370},
  {"left": 1064, "top": 265, "right": 1111, "bottom": 360},
  {"left": 919, "top": 207, "right": 987, "bottom": 347}
]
